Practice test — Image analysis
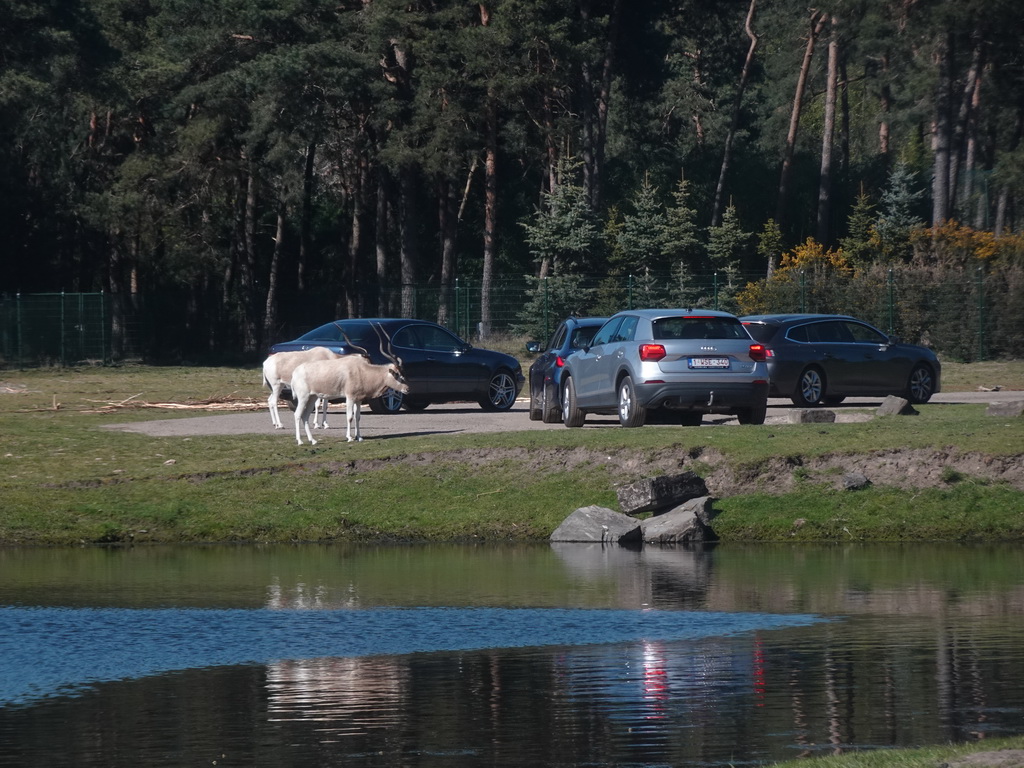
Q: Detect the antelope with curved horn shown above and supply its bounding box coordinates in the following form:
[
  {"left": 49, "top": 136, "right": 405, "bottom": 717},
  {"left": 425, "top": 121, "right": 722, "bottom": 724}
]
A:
[{"left": 291, "top": 323, "right": 410, "bottom": 445}]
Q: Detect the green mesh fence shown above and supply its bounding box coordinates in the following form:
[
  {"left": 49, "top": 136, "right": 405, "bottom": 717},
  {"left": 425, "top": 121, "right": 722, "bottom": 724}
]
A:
[
  {"left": 1, "top": 293, "right": 114, "bottom": 367},
  {"left": 3, "top": 266, "right": 1019, "bottom": 366}
]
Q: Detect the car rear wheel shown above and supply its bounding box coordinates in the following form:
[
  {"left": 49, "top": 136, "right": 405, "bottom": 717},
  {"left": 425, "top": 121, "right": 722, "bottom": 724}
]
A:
[
  {"left": 528, "top": 385, "right": 543, "bottom": 421},
  {"left": 736, "top": 401, "right": 767, "bottom": 425},
  {"left": 479, "top": 369, "right": 518, "bottom": 411},
  {"left": 369, "top": 388, "right": 404, "bottom": 414},
  {"left": 541, "top": 381, "right": 562, "bottom": 423},
  {"left": 402, "top": 398, "right": 430, "bottom": 412},
  {"left": 792, "top": 366, "right": 826, "bottom": 407},
  {"left": 617, "top": 376, "right": 647, "bottom": 428},
  {"left": 907, "top": 364, "right": 936, "bottom": 404},
  {"left": 562, "top": 377, "right": 585, "bottom": 427},
  {"left": 823, "top": 395, "right": 846, "bottom": 406}
]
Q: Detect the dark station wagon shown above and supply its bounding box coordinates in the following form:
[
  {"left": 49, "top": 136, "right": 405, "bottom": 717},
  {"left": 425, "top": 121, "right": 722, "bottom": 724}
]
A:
[{"left": 739, "top": 313, "right": 941, "bottom": 406}]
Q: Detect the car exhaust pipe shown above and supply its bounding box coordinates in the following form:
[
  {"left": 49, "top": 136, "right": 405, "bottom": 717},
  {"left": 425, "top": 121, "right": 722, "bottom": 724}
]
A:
[{"left": 707, "top": 391, "right": 715, "bottom": 407}]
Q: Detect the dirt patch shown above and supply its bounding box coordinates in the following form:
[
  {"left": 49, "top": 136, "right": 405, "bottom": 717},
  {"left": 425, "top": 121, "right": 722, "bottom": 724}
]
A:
[
  {"left": 149, "top": 445, "right": 1024, "bottom": 495},
  {"left": 944, "top": 750, "right": 1024, "bottom": 768}
]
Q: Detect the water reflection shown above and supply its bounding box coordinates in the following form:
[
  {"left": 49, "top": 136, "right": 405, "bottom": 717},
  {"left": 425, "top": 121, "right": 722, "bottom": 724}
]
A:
[{"left": 0, "top": 542, "right": 1021, "bottom": 768}]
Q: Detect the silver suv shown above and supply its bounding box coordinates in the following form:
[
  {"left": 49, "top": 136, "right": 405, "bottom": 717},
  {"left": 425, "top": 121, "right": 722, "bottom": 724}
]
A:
[{"left": 560, "top": 309, "right": 771, "bottom": 427}]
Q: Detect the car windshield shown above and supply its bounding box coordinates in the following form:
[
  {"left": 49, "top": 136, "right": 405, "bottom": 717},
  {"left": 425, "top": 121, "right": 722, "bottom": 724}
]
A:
[{"left": 653, "top": 316, "right": 748, "bottom": 340}]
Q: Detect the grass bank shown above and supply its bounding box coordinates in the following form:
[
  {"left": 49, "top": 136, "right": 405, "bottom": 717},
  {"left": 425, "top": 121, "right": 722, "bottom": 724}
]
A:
[
  {"left": 769, "top": 737, "right": 1024, "bottom": 768},
  {"left": 1, "top": 362, "right": 1023, "bottom": 546}
]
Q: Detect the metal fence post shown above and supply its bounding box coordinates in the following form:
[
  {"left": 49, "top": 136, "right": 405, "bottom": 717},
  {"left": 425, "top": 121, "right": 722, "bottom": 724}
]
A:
[
  {"left": 799, "top": 270, "right": 806, "bottom": 313},
  {"left": 712, "top": 272, "right": 718, "bottom": 310},
  {"left": 628, "top": 274, "right": 633, "bottom": 309}
]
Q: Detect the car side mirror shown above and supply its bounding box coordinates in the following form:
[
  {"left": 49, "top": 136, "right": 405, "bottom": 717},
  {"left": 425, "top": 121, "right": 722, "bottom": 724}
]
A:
[{"left": 526, "top": 341, "right": 541, "bottom": 353}]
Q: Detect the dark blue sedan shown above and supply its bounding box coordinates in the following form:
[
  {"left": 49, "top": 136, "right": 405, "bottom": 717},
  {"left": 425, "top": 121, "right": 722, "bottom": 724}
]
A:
[
  {"left": 526, "top": 316, "right": 607, "bottom": 423},
  {"left": 269, "top": 318, "right": 524, "bottom": 413}
]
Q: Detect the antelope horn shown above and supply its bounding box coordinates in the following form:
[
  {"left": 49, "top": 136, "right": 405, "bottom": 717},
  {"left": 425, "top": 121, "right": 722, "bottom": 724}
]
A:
[
  {"left": 338, "top": 328, "right": 371, "bottom": 359},
  {"left": 373, "top": 322, "right": 403, "bottom": 368}
]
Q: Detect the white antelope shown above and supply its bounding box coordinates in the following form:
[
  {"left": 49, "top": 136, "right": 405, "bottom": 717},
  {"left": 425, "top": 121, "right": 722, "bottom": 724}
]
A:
[
  {"left": 262, "top": 347, "right": 341, "bottom": 429},
  {"left": 291, "top": 326, "right": 410, "bottom": 445}
]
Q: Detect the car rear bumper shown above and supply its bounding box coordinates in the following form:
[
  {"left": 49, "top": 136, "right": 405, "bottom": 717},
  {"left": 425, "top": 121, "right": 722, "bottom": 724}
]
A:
[{"left": 635, "top": 379, "right": 769, "bottom": 412}]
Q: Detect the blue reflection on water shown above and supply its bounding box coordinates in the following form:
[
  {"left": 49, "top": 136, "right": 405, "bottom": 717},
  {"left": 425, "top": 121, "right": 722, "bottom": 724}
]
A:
[{"left": 0, "top": 606, "right": 825, "bottom": 706}]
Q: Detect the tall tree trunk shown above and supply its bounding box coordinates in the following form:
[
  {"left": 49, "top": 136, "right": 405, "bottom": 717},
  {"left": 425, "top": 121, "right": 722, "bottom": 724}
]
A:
[
  {"left": 879, "top": 54, "right": 892, "bottom": 155},
  {"left": 994, "top": 109, "right": 1023, "bottom": 236},
  {"left": 263, "top": 201, "right": 286, "bottom": 347},
  {"left": 951, "top": 36, "right": 983, "bottom": 222},
  {"left": 578, "top": 0, "right": 620, "bottom": 211},
  {"left": 712, "top": 0, "right": 758, "bottom": 228},
  {"left": 346, "top": 156, "right": 367, "bottom": 318},
  {"left": 107, "top": 232, "right": 126, "bottom": 360},
  {"left": 931, "top": 31, "right": 954, "bottom": 226},
  {"left": 398, "top": 165, "right": 418, "bottom": 318},
  {"left": 298, "top": 142, "right": 316, "bottom": 294},
  {"left": 437, "top": 178, "right": 458, "bottom": 326},
  {"left": 776, "top": 10, "right": 827, "bottom": 230},
  {"left": 816, "top": 16, "right": 840, "bottom": 244},
  {"left": 240, "top": 162, "right": 259, "bottom": 354},
  {"left": 376, "top": 168, "right": 391, "bottom": 316},
  {"left": 481, "top": 93, "right": 498, "bottom": 339}
]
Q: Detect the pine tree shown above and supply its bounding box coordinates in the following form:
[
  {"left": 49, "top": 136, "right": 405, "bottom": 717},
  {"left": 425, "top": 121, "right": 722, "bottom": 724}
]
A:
[
  {"left": 661, "top": 177, "right": 702, "bottom": 271},
  {"left": 521, "top": 160, "right": 602, "bottom": 276},
  {"left": 611, "top": 174, "right": 666, "bottom": 277},
  {"left": 707, "top": 204, "right": 751, "bottom": 287},
  {"left": 840, "top": 191, "right": 877, "bottom": 267},
  {"left": 876, "top": 162, "right": 924, "bottom": 261}
]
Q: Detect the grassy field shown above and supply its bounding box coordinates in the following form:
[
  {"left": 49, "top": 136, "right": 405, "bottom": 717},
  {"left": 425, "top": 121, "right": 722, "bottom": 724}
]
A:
[{"left": 1, "top": 360, "right": 1023, "bottom": 546}]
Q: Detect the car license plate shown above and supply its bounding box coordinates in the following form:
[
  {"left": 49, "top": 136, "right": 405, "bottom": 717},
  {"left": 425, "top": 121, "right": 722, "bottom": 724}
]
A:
[{"left": 688, "top": 357, "right": 730, "bottom": 369}]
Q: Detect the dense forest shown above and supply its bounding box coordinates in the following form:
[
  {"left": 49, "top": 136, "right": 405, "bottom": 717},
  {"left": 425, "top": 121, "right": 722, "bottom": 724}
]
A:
[{"left": 2, "top": 0, "right": 1024, "bottom": 360}]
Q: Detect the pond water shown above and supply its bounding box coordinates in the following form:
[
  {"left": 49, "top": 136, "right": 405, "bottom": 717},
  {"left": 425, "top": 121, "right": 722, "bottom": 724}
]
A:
[{"left": 0, "top": 542, "right": 1021, "bottom": 767}]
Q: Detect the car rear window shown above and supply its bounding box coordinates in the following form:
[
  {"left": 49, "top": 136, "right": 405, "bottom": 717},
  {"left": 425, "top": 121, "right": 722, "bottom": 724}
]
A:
[
  {"left": 300, "top": 321, "right": 376, "bottom": 346},
  {"left": 741, "top": 322, "right": 775, "bottom": 343},
  {"left": 653, "top": 316, "right": 748, "bottom": 340}
]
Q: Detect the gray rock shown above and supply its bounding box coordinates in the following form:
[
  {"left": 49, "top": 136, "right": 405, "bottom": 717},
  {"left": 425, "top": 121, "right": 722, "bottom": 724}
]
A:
[
  {"left": 640, "top": 497, "right": 718, "bottom": 544},
  {"left": 617, "top": 472, "right": 708, "bottom": 516},
  {"left": 549, "top": 505, "right": 642, "bottom": 544},
  {"left": 840, "top": 471, "right": 871, "bottom": 490},
  {"left": 787, "top": 409, "right": 836, "bottom": 423},
  {"left": 987, "top": 401, "right": 1024, "bottom": 418},
  {"left": 877, "top": 395, "right": 918, "bottom": 416}
]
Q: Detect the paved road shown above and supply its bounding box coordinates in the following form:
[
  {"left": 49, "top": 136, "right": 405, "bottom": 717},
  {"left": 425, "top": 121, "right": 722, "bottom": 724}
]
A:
[{"left": 107, "top": 389, "right": 1024, "bottom": 439}]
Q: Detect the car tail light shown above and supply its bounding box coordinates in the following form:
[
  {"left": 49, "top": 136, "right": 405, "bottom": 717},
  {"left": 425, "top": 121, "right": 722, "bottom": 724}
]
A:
[
  {"left": 748, "top": 344, "right": 769, "bottom": 362},
  {"left": 640, "top": 344, "right": 666, "bottom": 362},
  {"left": 555, "top": 355, "right": 566, "bottom": 368}
]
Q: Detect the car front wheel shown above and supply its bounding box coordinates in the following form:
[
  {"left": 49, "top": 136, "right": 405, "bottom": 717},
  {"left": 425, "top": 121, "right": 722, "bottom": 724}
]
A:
[
  {"left": 479, "top": 369, "right": 518, "bottom": 411},
  {"left": 369, "top": 388, "right": 404, "bottom": 414},
  {"left": 907, "top": 364, "right": 936, "bottom": 404},
  {"left": 561, "top": 376, "right": 585, "bottom": 427},
  {"left": 617, "top": 376, "right": 647, "bottom": 428},
  {"left": 792, "top": 366, "right": 826, "bottom": 407}
]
